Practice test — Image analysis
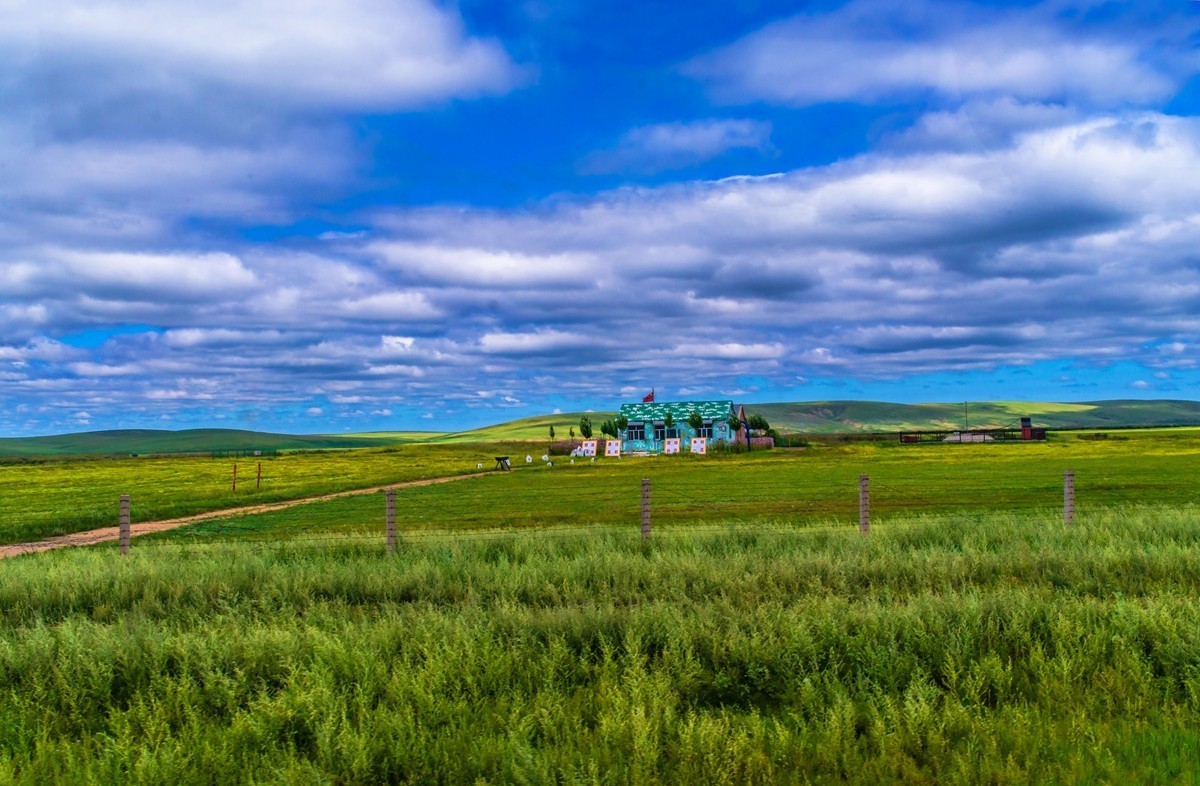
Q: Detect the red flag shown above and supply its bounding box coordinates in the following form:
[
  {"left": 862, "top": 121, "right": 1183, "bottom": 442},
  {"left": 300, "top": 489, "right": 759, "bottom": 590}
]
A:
[{"left": 642, "top": 389, "right": 655, "bottom": 403}]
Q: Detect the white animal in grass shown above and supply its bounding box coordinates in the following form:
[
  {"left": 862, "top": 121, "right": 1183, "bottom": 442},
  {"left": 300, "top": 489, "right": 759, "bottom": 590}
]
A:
[{"left": 526, "top": 455, "right": 533, "bottom": 463}]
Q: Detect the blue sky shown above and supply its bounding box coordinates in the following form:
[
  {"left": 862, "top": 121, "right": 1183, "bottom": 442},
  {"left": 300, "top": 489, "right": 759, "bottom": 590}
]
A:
[{"left": 3, "top": 0, "right": 1200, "bottom": 435}]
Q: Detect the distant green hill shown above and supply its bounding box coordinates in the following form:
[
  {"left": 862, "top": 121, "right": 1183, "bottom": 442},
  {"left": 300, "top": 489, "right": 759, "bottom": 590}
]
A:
[
  {"left": 420, "top": 411, "right": 618, "bottom": 443},
  {"left": 0, "top": 428, "right": 433, "bottom": 458},
  {"left": 746, "top": 400, "right": 1200, "bottom": 433},
  {"left": 4, "top": 401, "right": 1200, "bottom": 457}
]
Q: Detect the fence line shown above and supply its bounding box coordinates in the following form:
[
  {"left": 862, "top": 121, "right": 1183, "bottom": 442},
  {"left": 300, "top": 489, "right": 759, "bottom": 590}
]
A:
[{"left": 2, "top": 460, "right": 1159, "bottom": 559}]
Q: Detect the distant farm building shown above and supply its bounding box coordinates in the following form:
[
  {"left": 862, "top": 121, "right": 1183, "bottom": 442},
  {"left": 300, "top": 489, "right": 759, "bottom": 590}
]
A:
[
  {"left": 899, "top": 417, "right": 1047, "bottom": 444},
  {"left": 618, "top": 400, "right": 735, "bottom": 452}
]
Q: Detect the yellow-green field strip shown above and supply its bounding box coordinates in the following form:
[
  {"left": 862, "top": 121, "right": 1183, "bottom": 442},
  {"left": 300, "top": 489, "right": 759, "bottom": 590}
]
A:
[{"left": 0, "top": 471, "right": 491, "bottom": 559}]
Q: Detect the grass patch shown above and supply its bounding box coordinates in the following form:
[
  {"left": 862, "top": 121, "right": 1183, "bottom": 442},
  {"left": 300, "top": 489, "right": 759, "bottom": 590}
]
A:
[
  {"left": 3, "top": 508, "right": 1200, "bottom": 783},
  {"left": 0, "top": 442, "right": 521, "bottom": 544}
]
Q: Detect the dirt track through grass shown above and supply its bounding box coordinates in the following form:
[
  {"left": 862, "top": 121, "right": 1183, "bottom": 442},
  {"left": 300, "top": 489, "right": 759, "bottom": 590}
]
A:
[{"left": 0, "top": 471, "right": 491, "bottom": 559}]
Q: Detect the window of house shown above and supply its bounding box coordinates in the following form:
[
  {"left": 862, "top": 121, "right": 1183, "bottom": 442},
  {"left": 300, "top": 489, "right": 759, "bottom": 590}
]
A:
[
  {"left": 626, "top": 422, "right": 645, "bottom": 441},
  {"left": 698, "top": 421, "right": 713, "bottom": 439},
  {"left": 653, "top": 422, "right": 665, "bottom": 441}
]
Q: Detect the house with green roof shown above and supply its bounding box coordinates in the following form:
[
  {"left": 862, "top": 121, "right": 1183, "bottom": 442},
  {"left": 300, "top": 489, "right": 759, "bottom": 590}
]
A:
[{"left": 617, "top": 400, "right": 735, "bottom": 452}]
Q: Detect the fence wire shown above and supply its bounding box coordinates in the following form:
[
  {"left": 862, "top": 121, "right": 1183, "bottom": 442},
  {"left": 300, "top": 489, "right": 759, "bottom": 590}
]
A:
[{"left": 6, "top": 460, "right": 1200, "bottom": 559}]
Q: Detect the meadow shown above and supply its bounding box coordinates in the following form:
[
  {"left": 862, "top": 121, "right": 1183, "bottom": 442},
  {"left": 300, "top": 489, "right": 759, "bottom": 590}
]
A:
[
  {"left": 5, "top": 430, "right": 1200, "bottom": 783},
  {"left": 0, "top": 443, "right": 512, "bottom": 544},
  {"left": 122, "top": 428, "right": 1200, "bottom": 547},
  {"left": 7, "top": 428, "right": 1200, "bottom": 548},
  {"left": 3, "top": 509, "right": 1200, "bottom": 783}
]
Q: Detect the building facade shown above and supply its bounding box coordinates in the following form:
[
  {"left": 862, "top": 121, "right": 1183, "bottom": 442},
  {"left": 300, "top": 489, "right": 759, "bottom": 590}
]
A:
[{"left": 617, "top": 400, "right": 736, "bottom": 452}]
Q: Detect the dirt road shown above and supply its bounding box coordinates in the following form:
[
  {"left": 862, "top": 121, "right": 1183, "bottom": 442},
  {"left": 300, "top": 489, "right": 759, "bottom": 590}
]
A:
[{"left": 0, "top": 471, "right": 492, "bottom": 559}]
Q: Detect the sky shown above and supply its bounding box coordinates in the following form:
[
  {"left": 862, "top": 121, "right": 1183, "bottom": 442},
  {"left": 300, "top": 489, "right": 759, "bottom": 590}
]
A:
[{"left": 3, "top": 0, "right": 1200, "bottom": 435}]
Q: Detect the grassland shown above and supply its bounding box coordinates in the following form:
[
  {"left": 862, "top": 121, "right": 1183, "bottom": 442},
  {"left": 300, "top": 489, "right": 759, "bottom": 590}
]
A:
[
  {"left": 4, "top": 509, "right": 1200, "bottom": 783},
  {"left": 751, "top": 398, "right": 1200, "bottom": 433},
  {"left": 0, "top": 428, "right": 439, "bottom": 458},
  {"left": 6, "top": 428, "right": 1200, "bottom": 547},
  {"left": 5, "top": 430, "right": 1200, "bottom": 782},
  {"left": 7, "top": 399, "right": 1200, "bottom": 459},
  {"left": 0, "top": 442, "right": 524, "bottom": 544},
  {"left": 415, "top": 410, "right": 618, "bottom": 443},
  {"left": 114, "top": 428, "right": 1200, "bottom": 546}
]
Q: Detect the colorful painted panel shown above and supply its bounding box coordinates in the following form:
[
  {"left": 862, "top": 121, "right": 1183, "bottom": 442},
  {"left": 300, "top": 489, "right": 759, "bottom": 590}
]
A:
[
  {"left": 581, "top": 439, "right": 597, "bottom": 456},
  {"left": 605, "top": 440, "right": 622, "bottom": 457},
  {"left": 690, "top": 437, "right": 707, "bottom": 454},
  {"left": 664, "top": 438, "right": 680, "bottom": 454}
]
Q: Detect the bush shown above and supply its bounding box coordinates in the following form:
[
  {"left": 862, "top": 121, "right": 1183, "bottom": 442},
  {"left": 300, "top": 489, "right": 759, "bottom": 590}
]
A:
[{"left": 547, "top": 441, "right": 577, "bottom": 456}]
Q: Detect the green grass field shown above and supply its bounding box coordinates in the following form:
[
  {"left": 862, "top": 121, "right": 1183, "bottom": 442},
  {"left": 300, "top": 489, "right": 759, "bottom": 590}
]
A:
[
  {"left": 6, "top": 428, "right": 1200, "bottom": 547},
  {"left": 104, "top": 428, "right": 1200, "bottom": 548},
  {"left": 5, "top": 431, "right": 1200, "bottom": 782},
  {"left": 0, "top": 428, "right": 437, "bottom": 458},
  {"left": 0, "top": 442, "right": 526, "bottom": 544},
  {"left": 4, "top": 509, "right": 1200, "bottom": 783}
]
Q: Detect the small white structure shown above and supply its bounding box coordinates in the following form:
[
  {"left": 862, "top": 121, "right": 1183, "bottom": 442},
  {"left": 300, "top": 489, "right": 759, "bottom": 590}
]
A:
[{"left": 943, "top": 432, "right": 994, "bottom": 443}]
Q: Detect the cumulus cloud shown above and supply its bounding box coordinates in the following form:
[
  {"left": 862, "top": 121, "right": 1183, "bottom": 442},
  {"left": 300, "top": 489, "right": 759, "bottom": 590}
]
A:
[
  {"left": 0, "top": 0, "right": 523, "bottom": 295},
  {"left": 2, "top": 0, "right": 519, "bottom": 113},
  {"left": 582, "top": 119, "right": 773, "bottom": 174},
  {"left": 686, "top": 0, "right": 1193, "bottom": 108},
  {"left": 6, "top": 112, "right": 1200, "bottom": 430}
]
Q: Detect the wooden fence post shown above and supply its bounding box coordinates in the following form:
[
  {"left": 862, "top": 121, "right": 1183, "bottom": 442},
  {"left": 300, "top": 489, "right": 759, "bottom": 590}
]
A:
[
  {"left": 641, "top": 478, "right": 651, "bottom": 541},
  {"left": 119, "top": 494, "right": 131, "bottom": 555},
  {"left": 859, "top": 474, "right": 870, "bottom": 535},
  {"left": 1064, "top": 470, "right": 1075, "bottom": 524},
  {"left": 257, "top": 462, "right": 262, "bottom": 490},
  {"left": 232, "top": 464, "right": 237, "bottom": 493},
  {"left": 385, "top": 487, "right": 397, "bottom": 553}
]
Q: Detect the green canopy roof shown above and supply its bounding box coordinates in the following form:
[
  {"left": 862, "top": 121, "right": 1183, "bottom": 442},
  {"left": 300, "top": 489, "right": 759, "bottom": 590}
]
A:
[{"left": 618, "top": 400, "right": 733, "bottom": 422}]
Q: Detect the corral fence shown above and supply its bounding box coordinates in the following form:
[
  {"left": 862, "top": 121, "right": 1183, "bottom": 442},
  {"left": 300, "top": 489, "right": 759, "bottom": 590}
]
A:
[{"left": 53, "top": 467, "right": 1098, "bottom": 557}]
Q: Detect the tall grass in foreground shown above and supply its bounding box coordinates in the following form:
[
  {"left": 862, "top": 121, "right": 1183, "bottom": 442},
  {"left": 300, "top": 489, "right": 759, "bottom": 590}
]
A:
[{"left": 3, "top": 508, "right": 1200, "bottom": 784}]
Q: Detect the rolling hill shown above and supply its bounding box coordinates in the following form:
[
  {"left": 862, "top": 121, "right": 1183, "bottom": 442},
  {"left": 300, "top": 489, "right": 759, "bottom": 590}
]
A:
[
  {"left": 0, "top": 428, "right": 437, "bottom": 458},
  {"left": 747, "top": 400, "right": 1200, "bottom": 433},
  {"left": 4, "top": 400, "right": 1200, "bottom": 456}
]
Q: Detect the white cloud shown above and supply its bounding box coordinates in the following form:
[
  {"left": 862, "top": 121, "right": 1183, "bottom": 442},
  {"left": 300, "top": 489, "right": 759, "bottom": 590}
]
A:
[
  {"left": 335, "top": 291, "right": 442, "bottom": 321},
  {"left": 687, "top": 0, "right": 1187, "bottom": 108},
  {"left": 4, "top": 0, "right": 519, "bottom": 111},
  {"left": 479, "top": 330, "right": 597, "bottom": 356},
  {"left": 7, "top": 112, "right": 1200, "bottom": 427},
  {"left": 305, "top": 407, "right": 324, "bottom": 417},
  {"left": 582, "top": 119, "right": 773, "bottom": 174},
  {"left": 369, "top": 242, "right": 596, "bottom": 288}
]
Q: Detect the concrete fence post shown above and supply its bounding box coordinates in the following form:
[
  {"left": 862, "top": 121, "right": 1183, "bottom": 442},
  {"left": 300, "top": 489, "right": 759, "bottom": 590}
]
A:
[
  {"left": 119, "top": 495, "right": 131, "bottom": 555},
  {"left": 385, "top": 488, "right": 397, "bottom": 553},
  {"left": 641, "top": 478, "right": 651, "bottom": 541},
  {"left": 859, "top": 474, "right": 870, "bottom": 535},
  {"left": 1064, "top": 470, "right": 1076, "bottom": 524}
]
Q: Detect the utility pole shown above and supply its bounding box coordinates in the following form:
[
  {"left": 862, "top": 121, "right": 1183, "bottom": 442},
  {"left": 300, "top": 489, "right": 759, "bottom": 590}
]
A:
[{"left": 964, "top": 401, "right": 969, "bottom": 433}]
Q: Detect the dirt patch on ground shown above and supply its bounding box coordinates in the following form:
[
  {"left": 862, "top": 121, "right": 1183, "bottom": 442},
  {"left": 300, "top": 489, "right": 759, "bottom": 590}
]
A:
[{"left": 0, "top": 471, "right": 492, "bottom": 559}]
